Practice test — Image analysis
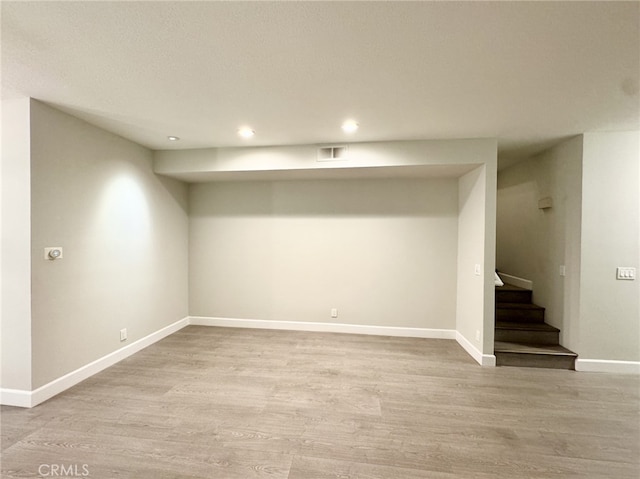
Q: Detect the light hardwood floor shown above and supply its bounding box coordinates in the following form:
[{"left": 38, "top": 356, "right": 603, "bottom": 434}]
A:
[{"left": 2, "top": 326, "right": 639, "bottom": 478}]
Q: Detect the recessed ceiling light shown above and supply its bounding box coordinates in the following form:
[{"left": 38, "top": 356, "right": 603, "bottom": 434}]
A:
[
  {"left": 167, "top": 136, "right": 180, "bottom": 141},
  {"left": 341, "top": 120, "right": 359, "bottom": 133},
  {"left": 238, "top": 127, "right": 255, "bottom": 139}
]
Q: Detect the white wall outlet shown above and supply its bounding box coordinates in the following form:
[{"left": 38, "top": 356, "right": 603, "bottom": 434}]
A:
[
  {"left": 559, "top": 265, "right": 566, "bottom": 277},
  {"left": 474, "top": 264, "right": 481, "bottom": 276},
  {"left": 475, "top": 330, "right": 481, "bottom": 341},
  {"left": 331, "top": 308, "right": 338, "bottom": 318},
  {"left": 120, "top": 328, "right": 127, "bottom": 341},
  {"left": 44, "top": 247, "right": 63, "bottom": 260},
  {"left": 616, "top": 267, "right": 636, "bottom": 280}
]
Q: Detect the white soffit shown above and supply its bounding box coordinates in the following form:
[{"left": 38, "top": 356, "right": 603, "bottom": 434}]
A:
[{"left": 164, "top": 164, "right": 480, "bottom": 184}]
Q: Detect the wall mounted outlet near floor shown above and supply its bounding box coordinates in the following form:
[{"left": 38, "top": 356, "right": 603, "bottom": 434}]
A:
[
  {"left": 120, "top": 328, "right": 127, "bottom": 341},
  {"left": 331, "top": 308, "right": 338, "bottom": 318}
]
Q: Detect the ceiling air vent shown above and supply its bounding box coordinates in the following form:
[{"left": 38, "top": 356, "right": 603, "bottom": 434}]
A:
[{"left": 317, "top": 145, "right": 348, "bottom": 162}]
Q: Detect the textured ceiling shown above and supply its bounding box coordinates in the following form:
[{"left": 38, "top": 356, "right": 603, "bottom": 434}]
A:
[{"left": 2, "top": 1, "right": 639, "bottom": 166}]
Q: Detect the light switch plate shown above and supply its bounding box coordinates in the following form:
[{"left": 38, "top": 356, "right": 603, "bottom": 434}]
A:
[{"left": 616, "top": 267, "right": 636, "bottom": 280}]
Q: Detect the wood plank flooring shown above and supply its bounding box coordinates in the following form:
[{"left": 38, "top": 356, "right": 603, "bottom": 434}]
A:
[{"left": 2, "top": 326, "right": 639, "bottom": 478}]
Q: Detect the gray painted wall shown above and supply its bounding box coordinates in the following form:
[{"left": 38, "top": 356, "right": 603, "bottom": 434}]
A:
[
  {"left": 457, "top": 165, "right": 496, "bottom": 356},
  {"left": 189, "top": 178, "right": 459, "bottom": 329},
  {"left": 1, "top": 98, "right": 33, "bottom": 391},
  {"left": 29, "top": 101, "right": 189, "bottom": 388},
  {"left": 580, "top": 131, "right": 639, "bottom": 361}
]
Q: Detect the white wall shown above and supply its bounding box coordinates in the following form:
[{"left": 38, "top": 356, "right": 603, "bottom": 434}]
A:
[
  {"left": 29, "top": 101, "right": 190, "bottom": 388},
  {"left": 580, "top": 131, "right": 639, "bottom": 362},
  {"left": 1, "top": 98, "right": 33, "bottom": 391},
  {"left": 456, "top": 164, "right": 497, "bottom": 360},
  {"left": 190, "top": 178, "right": 459, "bottom": 329},
  {"left": 496, "top": 136, "right": 583, "bottom": 351}
]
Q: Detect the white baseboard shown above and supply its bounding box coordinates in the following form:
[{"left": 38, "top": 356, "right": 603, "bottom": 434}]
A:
[
  {"left": 575, "top": 359, "right": 640, "bottom": 374},
  {"left": 455, "top": 331, "right": 496, "bottom": 367},
  {"left": 189, "top": 316, "right": 456, "bottom": 339},
  {"left": 0, "top": 317, "right": 189, "bottom": 408},
  {"left": 498, "top": 273, "right": 533, "bottom": 290},
  {"left": 0, "top": 389, "right": 32, "bottom": 408}
]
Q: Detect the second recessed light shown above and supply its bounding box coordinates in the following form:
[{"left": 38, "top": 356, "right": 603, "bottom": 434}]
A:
[
  {"left": 341, "top": 120, "right": 359, "bottom": 133},
  {"left": 238, "top": 127, "right": 255, "bottom": 139}
]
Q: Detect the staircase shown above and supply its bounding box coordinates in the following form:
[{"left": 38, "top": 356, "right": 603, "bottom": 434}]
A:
[{"left": 494, "top": 284, "right": 577, "bottom": 370}]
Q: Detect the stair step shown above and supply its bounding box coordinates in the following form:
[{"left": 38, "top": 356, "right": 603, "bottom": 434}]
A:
[
  {"left": 496, "top": 303, "right": 545, "bottom": 322},
  {"left": 495, "top": 283, "right": 532, "bottom": 304},
  {"left": 495, "top": 321, "right": 559, "bottom": 332},
  {"left": 494, "top": 341, "right": 577, "bottom": 370},
  {"left": 495, "top": 321, "right": 560, "bottom": 345}
]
